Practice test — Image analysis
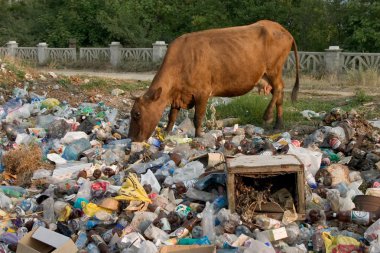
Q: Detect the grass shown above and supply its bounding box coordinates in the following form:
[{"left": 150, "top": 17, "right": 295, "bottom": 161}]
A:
[{"left": 215, "top": 90, "right": 379, "bottom": 130}]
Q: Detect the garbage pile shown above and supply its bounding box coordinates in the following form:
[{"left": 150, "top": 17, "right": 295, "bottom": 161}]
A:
[{"left": 0, "top": 84, "right": 379, "bottom": 253}]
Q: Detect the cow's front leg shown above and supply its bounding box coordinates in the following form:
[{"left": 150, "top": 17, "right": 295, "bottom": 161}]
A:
[
  {"left": 194, "top": 96, "right": 208, "bottom": 137},
  {"left": 165, "top": 107, "right": 179, "bottom": 133}
]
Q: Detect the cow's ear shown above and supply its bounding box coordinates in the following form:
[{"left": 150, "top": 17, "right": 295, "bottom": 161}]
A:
[{"left": 145, "top": 87, "right": 162, "bottom": 101}]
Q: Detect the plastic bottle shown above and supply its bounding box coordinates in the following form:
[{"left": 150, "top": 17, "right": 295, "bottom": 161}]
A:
[
  {"left": 87, "top": 242, "right": 101, "bottom": 253},
  {"left": 88, "top": 230, "right": 110, "bottom": 253},
  {"left": 192, "top": 226, "right": 203, "bottom": 238},
  {"left": 171, "top": 216, "right": 201, "bottom": 238},
  {"left": 132, "top": 154, "right": 171, "bottom": 174},
  {"left": 75, "top": 230, "right": 88, "bottom": 249},
  {"left": 62, "top": 138, "right": 91, "bottom": 161},
  {"left": 312, "top": 229, "right": 324, "bottom": 253},
  {"left": 305, "top": 167, "right": 317, "bottom": 189},
  {"left": 326, "top": 210, "right": 379, "bottom": 226},
  {"left": 212, "top": 195, "right": 228, "bottom": 212},
  {"left": 202, "top": 202, "right": 216, "bottom": 243},
  {"left": 42, "top": 197, "right": 56, "bottom": 224},
  {"left": 0, "top": 186, "right": 27, "bottom": 198}
]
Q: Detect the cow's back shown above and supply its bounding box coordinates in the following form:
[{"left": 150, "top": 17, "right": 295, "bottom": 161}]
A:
[{"left": 157, "top": 20, "right": 294, "bottom": 98}]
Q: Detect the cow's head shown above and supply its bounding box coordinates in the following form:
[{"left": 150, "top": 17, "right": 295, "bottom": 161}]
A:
[{"left": 128, "top": 87, "right": 163, "bottom": 142}]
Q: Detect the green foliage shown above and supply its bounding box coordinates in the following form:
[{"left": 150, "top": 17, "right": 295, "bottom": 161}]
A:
[{"left": 1, "top": 0, "right": 379, "bottom": 52}]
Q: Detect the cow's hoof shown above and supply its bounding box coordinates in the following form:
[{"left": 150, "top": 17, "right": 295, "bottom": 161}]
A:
[{"left": 273, "top": 121, "right": 284, "bottom": 130}]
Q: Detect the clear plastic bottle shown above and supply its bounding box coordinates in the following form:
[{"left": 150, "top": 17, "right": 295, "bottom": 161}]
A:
[
  {"left": 87, "top": 242, "right": 100, "bottom": 253},
  {"left": 42, "top": 197, "right": 56, "bottom": 224},
  {"left": 312, "top": 229, "right": 324, "bottom": 253},
  {"left": 202, "top": 202, "right": 216, "bottom": 243},
  {"left": 75, "top": 230, "right": 88, "bottom": 249}
]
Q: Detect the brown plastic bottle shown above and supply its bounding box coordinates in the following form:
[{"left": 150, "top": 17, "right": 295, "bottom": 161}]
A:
[
  {"left": 88, "top": 230, "right": 110, "bottom": 253},
  {"left": 171, "top": 216, "right": 201, "bottom": 238},
  {"left": 326, "top": 210, "right": 379, "bottom": 226}
]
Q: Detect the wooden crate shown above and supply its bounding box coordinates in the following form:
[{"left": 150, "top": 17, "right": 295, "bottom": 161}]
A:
[{"left": 227, "top": 154, "right": 306, "bottom": 221}]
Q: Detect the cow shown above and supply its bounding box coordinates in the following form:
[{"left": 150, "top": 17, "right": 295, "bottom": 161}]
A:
[{"left": 128, "top": 20, "right": 299, "bottom": 142}]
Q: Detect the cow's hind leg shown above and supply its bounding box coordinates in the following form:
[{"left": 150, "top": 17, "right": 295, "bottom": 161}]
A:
[
  {"left": 263, "top": 77, "right": 285, "bottom": 129},
  {"left": 165, "top": 107, "right": 179, "bottom": 132},
  {"left": 193, "top": 96, "right": 208, "bottom": 137}
]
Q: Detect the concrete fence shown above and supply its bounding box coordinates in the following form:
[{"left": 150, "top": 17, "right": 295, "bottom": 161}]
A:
[{"left": 2, "top": 41, "right": 380, "bottom": 75}]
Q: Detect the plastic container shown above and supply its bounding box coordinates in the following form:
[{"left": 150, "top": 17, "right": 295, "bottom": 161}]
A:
[{"left": 62, "top": 138, "right": 91, "bottom": 161}]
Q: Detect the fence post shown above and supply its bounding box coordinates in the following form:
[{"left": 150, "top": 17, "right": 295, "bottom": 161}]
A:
[
  {"left": 152, "top": 41, "right": 167, "bottom": 62},
  {"left": 110, "top": 42, "right": 121, "bottom": 67},
  {"left": 6, "top": 41, "right": 18, "bottom": 57},
  {"left": 324, "top": 46, "right": 343, "bottom": 75},
  {"left": 37, "top": 42, "right": 48, "bottom": 65}
]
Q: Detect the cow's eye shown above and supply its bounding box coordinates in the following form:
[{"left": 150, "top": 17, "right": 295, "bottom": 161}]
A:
[{"left": 133, "top": 111, "right": 141, "bottom": 119}]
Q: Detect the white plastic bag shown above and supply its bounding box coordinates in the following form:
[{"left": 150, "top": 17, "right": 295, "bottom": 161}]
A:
[
  {"left": 141, "top": 170, "right": 161, "bottom": 193},
  {"left": 365, "top": 218, "right": 380, "bottom": 242},
  {"left": 369, "top": 231, "right": 380, "bottom": 253},
  {"left": 173, "top": 161, "right": 205, "bottom": 183},
  {"left": 244, "top": 239, "right": 276, "bottom": 253},
  {"left": 137, "top": 240, "right": 158, "bottom": 253},
  {"left": 287, "top": 144, "right": 322, "bottom": 176},
  {"left": 0, "top": 191, "right": 12, "bottom": 210},
  {"left": 61, "top": 131, "right": 89, "bottom": 144}
]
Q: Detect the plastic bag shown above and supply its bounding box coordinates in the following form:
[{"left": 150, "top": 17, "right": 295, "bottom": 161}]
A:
[
  {"left": 365, "top": 218, "right": 380, "bottom": 242},
  {"left": 287, "top": 144, "right": 322, "bottom": 176},
  {"left": 243, "top": 239, "right": 276, "bottom": 253},
  {"left": 137, "top": 240, "right": 158, "bottom": 253},
  {"left": 115, "top": 173, "right": 152, "bottom": 203},
  {"left": 326, "top": 164, "right": 350, "bottom": 186},
  {"left": 75, "top": 179, "right": 92, "bottom": 200},
  {"left": 369, "top": 231, "right": 380, "bottom": 253},
  {"left": 0, "top": 192, "right": 12, "bottom": 210},
  {"left": 141, "top": 170, "right": 161, "bottom": 194},
  {"left": 173, "top": 161, "right": 205, "bottom": 183},
  {"left": 321, "top": 232, "right": 361, "bottom": 253}
]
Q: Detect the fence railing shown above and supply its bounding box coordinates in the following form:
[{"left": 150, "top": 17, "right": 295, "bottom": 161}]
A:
[
  {"left": 79, "top": 48, "right": 110, "bottom": 62},
  {"left": 1, "top": 41, "right": 379, "bottom": 74},
  {"left": 48, "top": 48, "right": 77, "bottom": 62},
  {"left": 342, "top": 52, "right": 380, "bottom": 71},
  {"left": 121, "top": 48, "right": 153, "bottom": 62},
  {"left": 0, "top": 48, "right": 7, "bottom": 58},
  {"left": 15, "top": 47, "right": 38, "bottom": 61},
  {"left": 285, "top": 51, "right": 325, "bottom": 72}
]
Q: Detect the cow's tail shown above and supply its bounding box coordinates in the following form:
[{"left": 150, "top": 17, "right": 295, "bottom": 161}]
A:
[{"left": 291, "top": 39, "right": 300, "bottom": 103}]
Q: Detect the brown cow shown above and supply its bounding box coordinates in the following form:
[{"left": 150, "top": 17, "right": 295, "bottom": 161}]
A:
[{"left": 128, "top": 20, "right": 299, "bottom": 142}]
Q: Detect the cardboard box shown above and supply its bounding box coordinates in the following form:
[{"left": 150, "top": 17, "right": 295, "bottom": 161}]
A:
[
  {"left": 160, "top": 245, "right": 216, "bottom": 253},
  {"left": 16, "top": 227, "right": 78, "bottom": 253},
  {"left": 227, "top": 154, "right": 306, "bottom": 220}
]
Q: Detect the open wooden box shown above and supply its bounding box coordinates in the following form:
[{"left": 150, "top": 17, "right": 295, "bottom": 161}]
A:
[{"left": 226, "top": 154, "right": 306, "bottom": 221}]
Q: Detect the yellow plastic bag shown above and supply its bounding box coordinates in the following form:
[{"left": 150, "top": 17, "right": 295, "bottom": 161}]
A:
[
  {"left": 82, "top": 202, "right": 112, "bottom": 217},
  {"left": 41, "top": 98, "right": 60, "bottom": 109},
  {"left": 322, "top": 232, "right": 361, "bottom": 253},
  {"left": 57, "top": 205, "right": 72, "bottom": 222},
  {"left": 115, "top": 173, "right": 152, "bottom": 203}
]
